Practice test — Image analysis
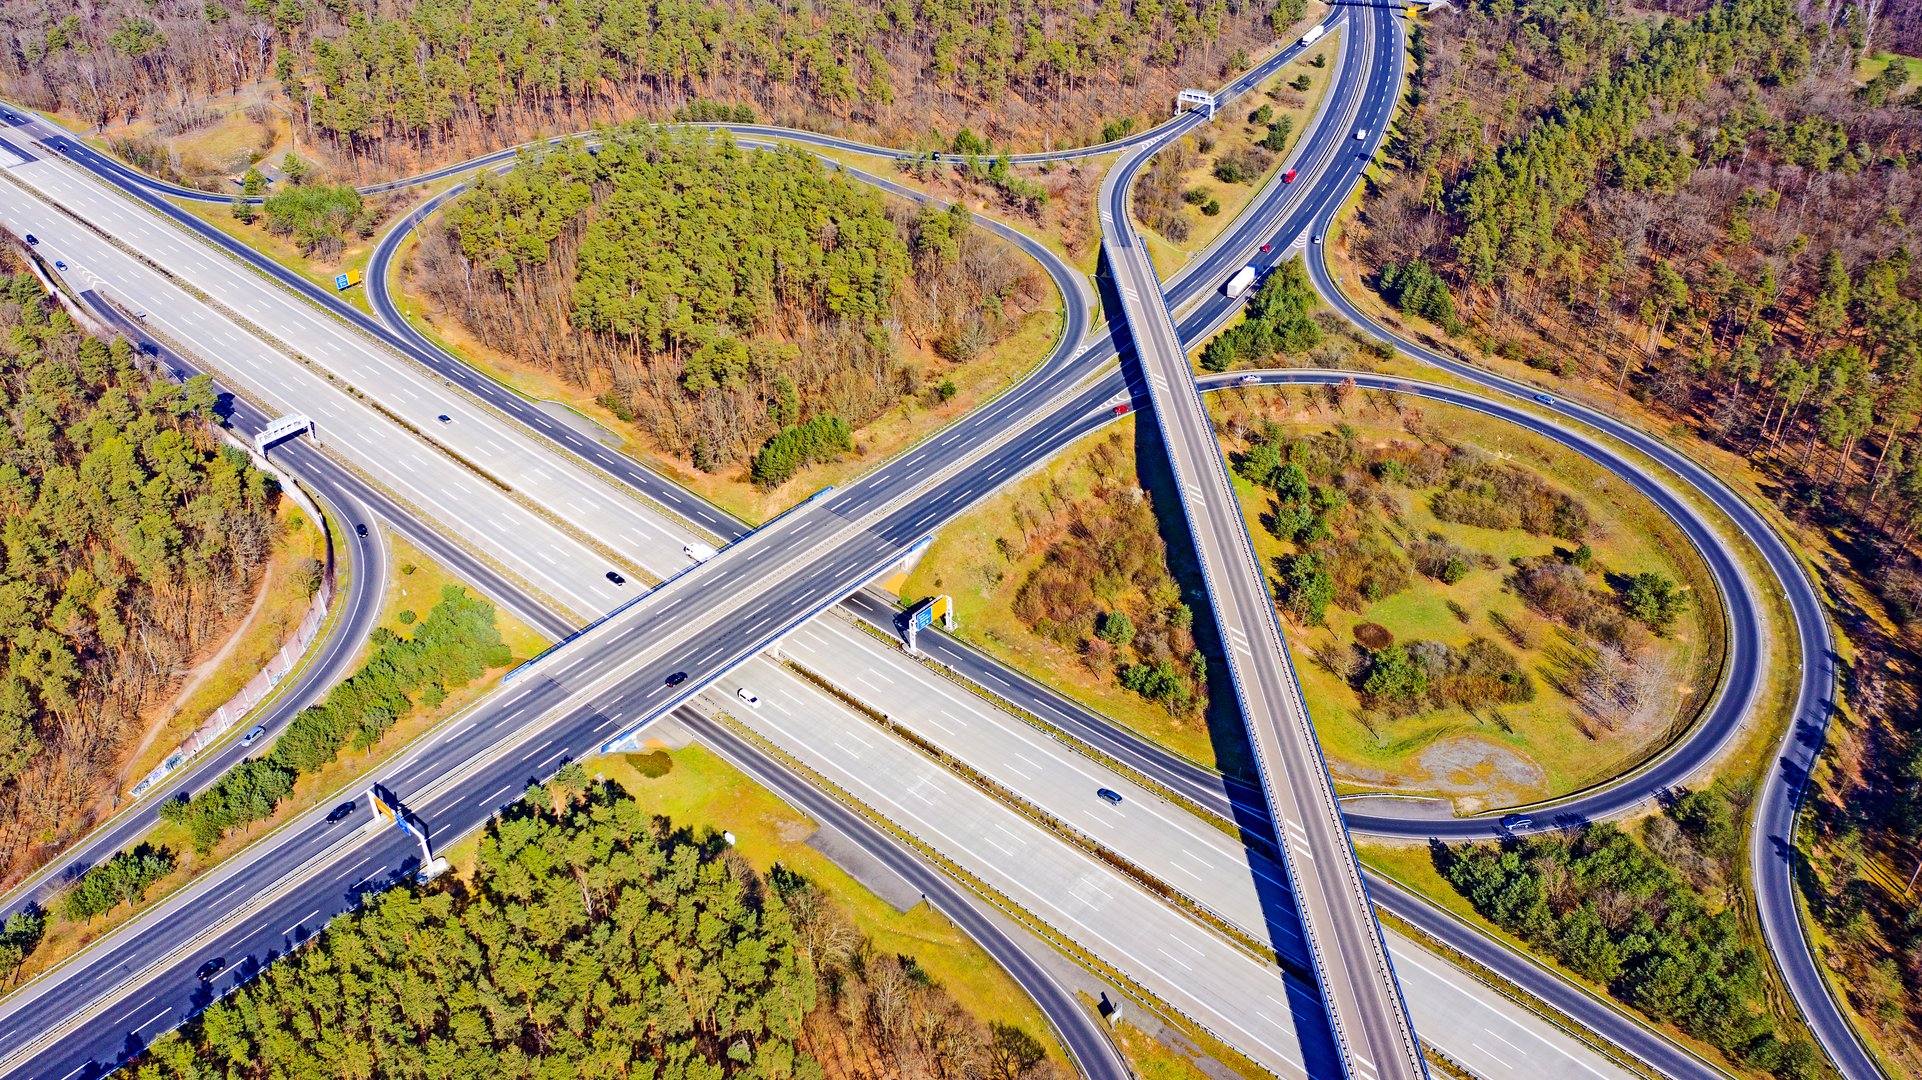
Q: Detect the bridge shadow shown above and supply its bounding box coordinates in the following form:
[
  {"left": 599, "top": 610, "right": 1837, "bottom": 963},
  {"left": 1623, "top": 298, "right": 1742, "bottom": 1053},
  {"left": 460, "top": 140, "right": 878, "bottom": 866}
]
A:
[{"left": 1101, "top": 248, "right": 1344, "bottom": 1078}]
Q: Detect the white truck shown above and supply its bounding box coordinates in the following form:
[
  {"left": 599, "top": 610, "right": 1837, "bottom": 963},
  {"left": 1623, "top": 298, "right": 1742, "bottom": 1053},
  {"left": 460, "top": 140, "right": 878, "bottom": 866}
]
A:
[
  {"left": 683, "top": 541, "right": 718, "bottom": 563},
  {"left": 1225, "top": 265, "right": 1258, "bottom": 299},
  {"left": 1300, "top": 23, "right": 1326, "bottom": 46}
]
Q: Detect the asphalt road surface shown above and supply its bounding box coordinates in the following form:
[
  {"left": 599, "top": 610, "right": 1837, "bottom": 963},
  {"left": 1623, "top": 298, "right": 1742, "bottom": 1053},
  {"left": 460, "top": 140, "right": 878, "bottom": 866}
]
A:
[{"left": 0, "top": 3, "right": 1870, "bottom": 1076}]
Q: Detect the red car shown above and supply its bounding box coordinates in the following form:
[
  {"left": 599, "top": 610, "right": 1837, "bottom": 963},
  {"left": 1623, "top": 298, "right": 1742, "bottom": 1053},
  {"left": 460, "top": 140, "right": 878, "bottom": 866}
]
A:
[
  {"left": 1281, "top": 168, "right": 1297, "bottom": 183},
  {"left": 1261, "top": 244, "right": 1273, "bottom": 253},
  {"left": 1113, "top": 404, "right": 1131, "bottom": 416}
]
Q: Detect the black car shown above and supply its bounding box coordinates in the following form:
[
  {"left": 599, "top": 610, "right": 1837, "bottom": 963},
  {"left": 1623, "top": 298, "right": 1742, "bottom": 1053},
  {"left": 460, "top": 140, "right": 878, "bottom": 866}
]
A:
[
  {"left": 436, "top": 414, "right": 452, "bottom": 424},
  {"left": 664, "top": 671, "right": 689, "bottom": 687},
  {"left": 195, "top": 957, "right": 226, "bottom": 981},
  {"left": 606, "top": 570, "right": 626, "bottom": 586},
  {"left": 326, "top": 801, "right": 357, "bottom": 824},
  {"left": 22, "top": 234, "right": 35, "bottom": 246},
  {"left": 354, "top": 523, "right": 368, "bottom": 538},
  {"left": 1096, "top": 788, "right": 1124, "bottom": 806}
]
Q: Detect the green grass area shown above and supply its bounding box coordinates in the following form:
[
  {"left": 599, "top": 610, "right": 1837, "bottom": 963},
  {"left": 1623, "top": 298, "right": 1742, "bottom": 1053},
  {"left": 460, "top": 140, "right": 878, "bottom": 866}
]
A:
[
  {"left": 908, "top": 386, "right": 1722, "bottom": 806},
  {"left": 370, "top": 533, "right": 548, "bottom": 663},
  {"left": 1109, "top": 1015, "right": 1219, "bottom": 1080},
  {"left": 3, "top": 538, "right": 550, "bottom": 996},
  {"left": 588, "top": 744, "right": 1068, "bottom": 1063},
  {"left": 124, "top": 498, "right": 325, "bottom": 786},
  {"left": 1141, "top": 33, "right": 1340, "bottom": 277},
  {"left": 1857, "top": 50, "right": 1922, "bottom": 86},
  {"left": 1216, "top": 392, "right": 1720, "bottom": 808},
  {"left": 903, "top": 421, "right": 1244, "bottom": 774}
]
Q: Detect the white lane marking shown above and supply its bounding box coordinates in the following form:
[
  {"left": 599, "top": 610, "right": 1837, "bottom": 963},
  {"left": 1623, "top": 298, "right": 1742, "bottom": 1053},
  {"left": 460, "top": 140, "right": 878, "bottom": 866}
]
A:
[
  {"left": 1155, "top": 946, "right": 1192, "bottom": 971},
  {"left": 283, "top": 908, "right": 321, "bottom": 936},
  {"left": 113, "top": 994, "right": 157, "bottom": 1025},
  {"left": 132, "top": 1007, "right": 172, "bottom": 1033},
  {"left": 1471, "top": 1045, "right": 1509, "bottom": 1068}
]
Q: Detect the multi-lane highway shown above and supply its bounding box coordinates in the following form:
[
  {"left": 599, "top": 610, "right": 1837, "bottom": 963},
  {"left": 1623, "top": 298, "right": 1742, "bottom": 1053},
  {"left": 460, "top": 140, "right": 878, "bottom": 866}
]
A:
[
  {"left": 0, "top": 2, "right": 1875, "bottom": 1077},
  {"left": 1096, "top": 12, "right": 1425, "bottom": 1077},
  {"left": 0, "top": 295, "right": 388, "bottom": 926},
  {"left": 1299, "top": 228, "right": 1869, "bottom": 1078}
]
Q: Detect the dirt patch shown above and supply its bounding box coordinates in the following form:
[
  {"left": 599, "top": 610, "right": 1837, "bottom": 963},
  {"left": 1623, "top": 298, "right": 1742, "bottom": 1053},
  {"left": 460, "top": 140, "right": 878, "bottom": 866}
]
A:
[
  {"left": 1415, "top": 737, "right": 1547, "bottom": 811},
  {"left": 1331, "top": 733, "right": 1546, "bottom": 813}
]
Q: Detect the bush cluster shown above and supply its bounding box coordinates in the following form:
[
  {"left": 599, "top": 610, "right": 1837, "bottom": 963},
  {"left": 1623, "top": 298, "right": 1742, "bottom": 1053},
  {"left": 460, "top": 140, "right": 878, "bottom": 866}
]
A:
[
  {"left": 1376, "top": 259, "right": 1460, "bottom": 334},
  {"left": 751, "top": 414, "right": 853, "bottom": 488},
  {"left": 1200, "top": 258, "right": 1322, "bottom": 371},
  {"left": 59, "top": 843, "right": 175, "bottom": 922},
  {"left": 1356, "top": 638, "right": 1534, "bottom": 715},
  {"left": 160, "top": 587, "right": 508, "bottom": 852},
  {"left": 1440, "top": 817, "right": 1819, "bottom": 1079}
]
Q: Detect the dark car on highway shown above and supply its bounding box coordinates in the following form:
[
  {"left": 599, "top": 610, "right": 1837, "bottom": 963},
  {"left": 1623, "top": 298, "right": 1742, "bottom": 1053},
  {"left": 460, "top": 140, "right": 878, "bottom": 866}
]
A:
[
  {"left": 196, "top": 957, "right": 226, "bottom": 981},
  {"left": 606, "top": 570, "right": 626, "bottom": 586},
  {"left": 1096, "top": 788, "right": 1124, "bottom": 806},
  {"left": 355, "top": 523, "right": 368, "bottom": 538},
  {"left": 664, "top": 671, "right": 688, "bottom": 687},
  {"left": 326, "top": 801, "right": 358, "bottom": 824}
]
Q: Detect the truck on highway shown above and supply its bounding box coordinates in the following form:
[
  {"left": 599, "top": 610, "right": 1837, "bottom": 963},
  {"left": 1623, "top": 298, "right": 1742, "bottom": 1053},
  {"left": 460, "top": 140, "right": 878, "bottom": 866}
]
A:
[
  {"left": 683, "top": 541, "right": 717, "bottom": 563},
  {"left": 1300, "top": 23, "right": 1326, "bottom": 46},
  {"left": 1225, "top": 265, "right": 1258, "bottom": 299}
]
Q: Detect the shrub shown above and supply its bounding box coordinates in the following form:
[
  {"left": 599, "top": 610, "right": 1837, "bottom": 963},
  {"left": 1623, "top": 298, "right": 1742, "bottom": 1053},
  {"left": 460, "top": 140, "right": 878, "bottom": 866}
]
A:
[
  {"left": 60, "top": 843, "right": 176, "bottom": 922},
  {"left": 260, "top": 183, "right": 369, "bottom": 256},
  {"left": 1623, "top": 571, "right": 1689, "bottom": 633},
  {"left": 630, "top": 750, "right": 675, "bottom": 778},
  {"left": 1377, "top": 259, "right": 1461, "bottom": 334},
  {"left": 1097, "top": 611, "right": 1136, "bottom": 646},
  {"left": 1279, "top": 552, "right": 1335, "bottom": 624},
  {"left": 751, "top": 414, "right": 853, "bottom": 487},
  {"left": 1361, "top": 644, "right": 1427, "bottom": 704},
  {"left": 167, "top": 588, "right": 507, "bottom": 851},
  {"left": 1261, "top": 118, "right": 1293, "bottom": 153}
]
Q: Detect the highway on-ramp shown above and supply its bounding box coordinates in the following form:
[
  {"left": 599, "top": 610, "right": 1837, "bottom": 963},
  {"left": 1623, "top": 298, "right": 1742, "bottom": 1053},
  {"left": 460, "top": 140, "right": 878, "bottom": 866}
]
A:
[
  {"left": 0, "top": 3, "right": 1867, "bottom": 1077},
  {"left": 1299, "top": 221, "right": 1868, "bottom": 1078},
  {"left": 0, "top": 298, "right": 390, "bottom": 929},
  {"left": 1094, "top": 9, "right": 1426, "bottom": 1076}
]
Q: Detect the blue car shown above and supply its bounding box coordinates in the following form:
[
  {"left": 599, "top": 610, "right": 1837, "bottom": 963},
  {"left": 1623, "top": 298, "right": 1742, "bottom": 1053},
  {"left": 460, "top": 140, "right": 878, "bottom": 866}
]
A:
[{"left": 1532, "top": 393, "right": 1554, "bottom": 405}]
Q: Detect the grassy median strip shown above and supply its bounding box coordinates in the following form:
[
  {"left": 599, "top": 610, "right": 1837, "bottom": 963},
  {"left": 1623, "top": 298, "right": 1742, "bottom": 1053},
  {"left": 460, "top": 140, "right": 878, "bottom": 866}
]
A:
[{"left": 705, "top": 707, "right": 1277, "bottom": 1080}]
